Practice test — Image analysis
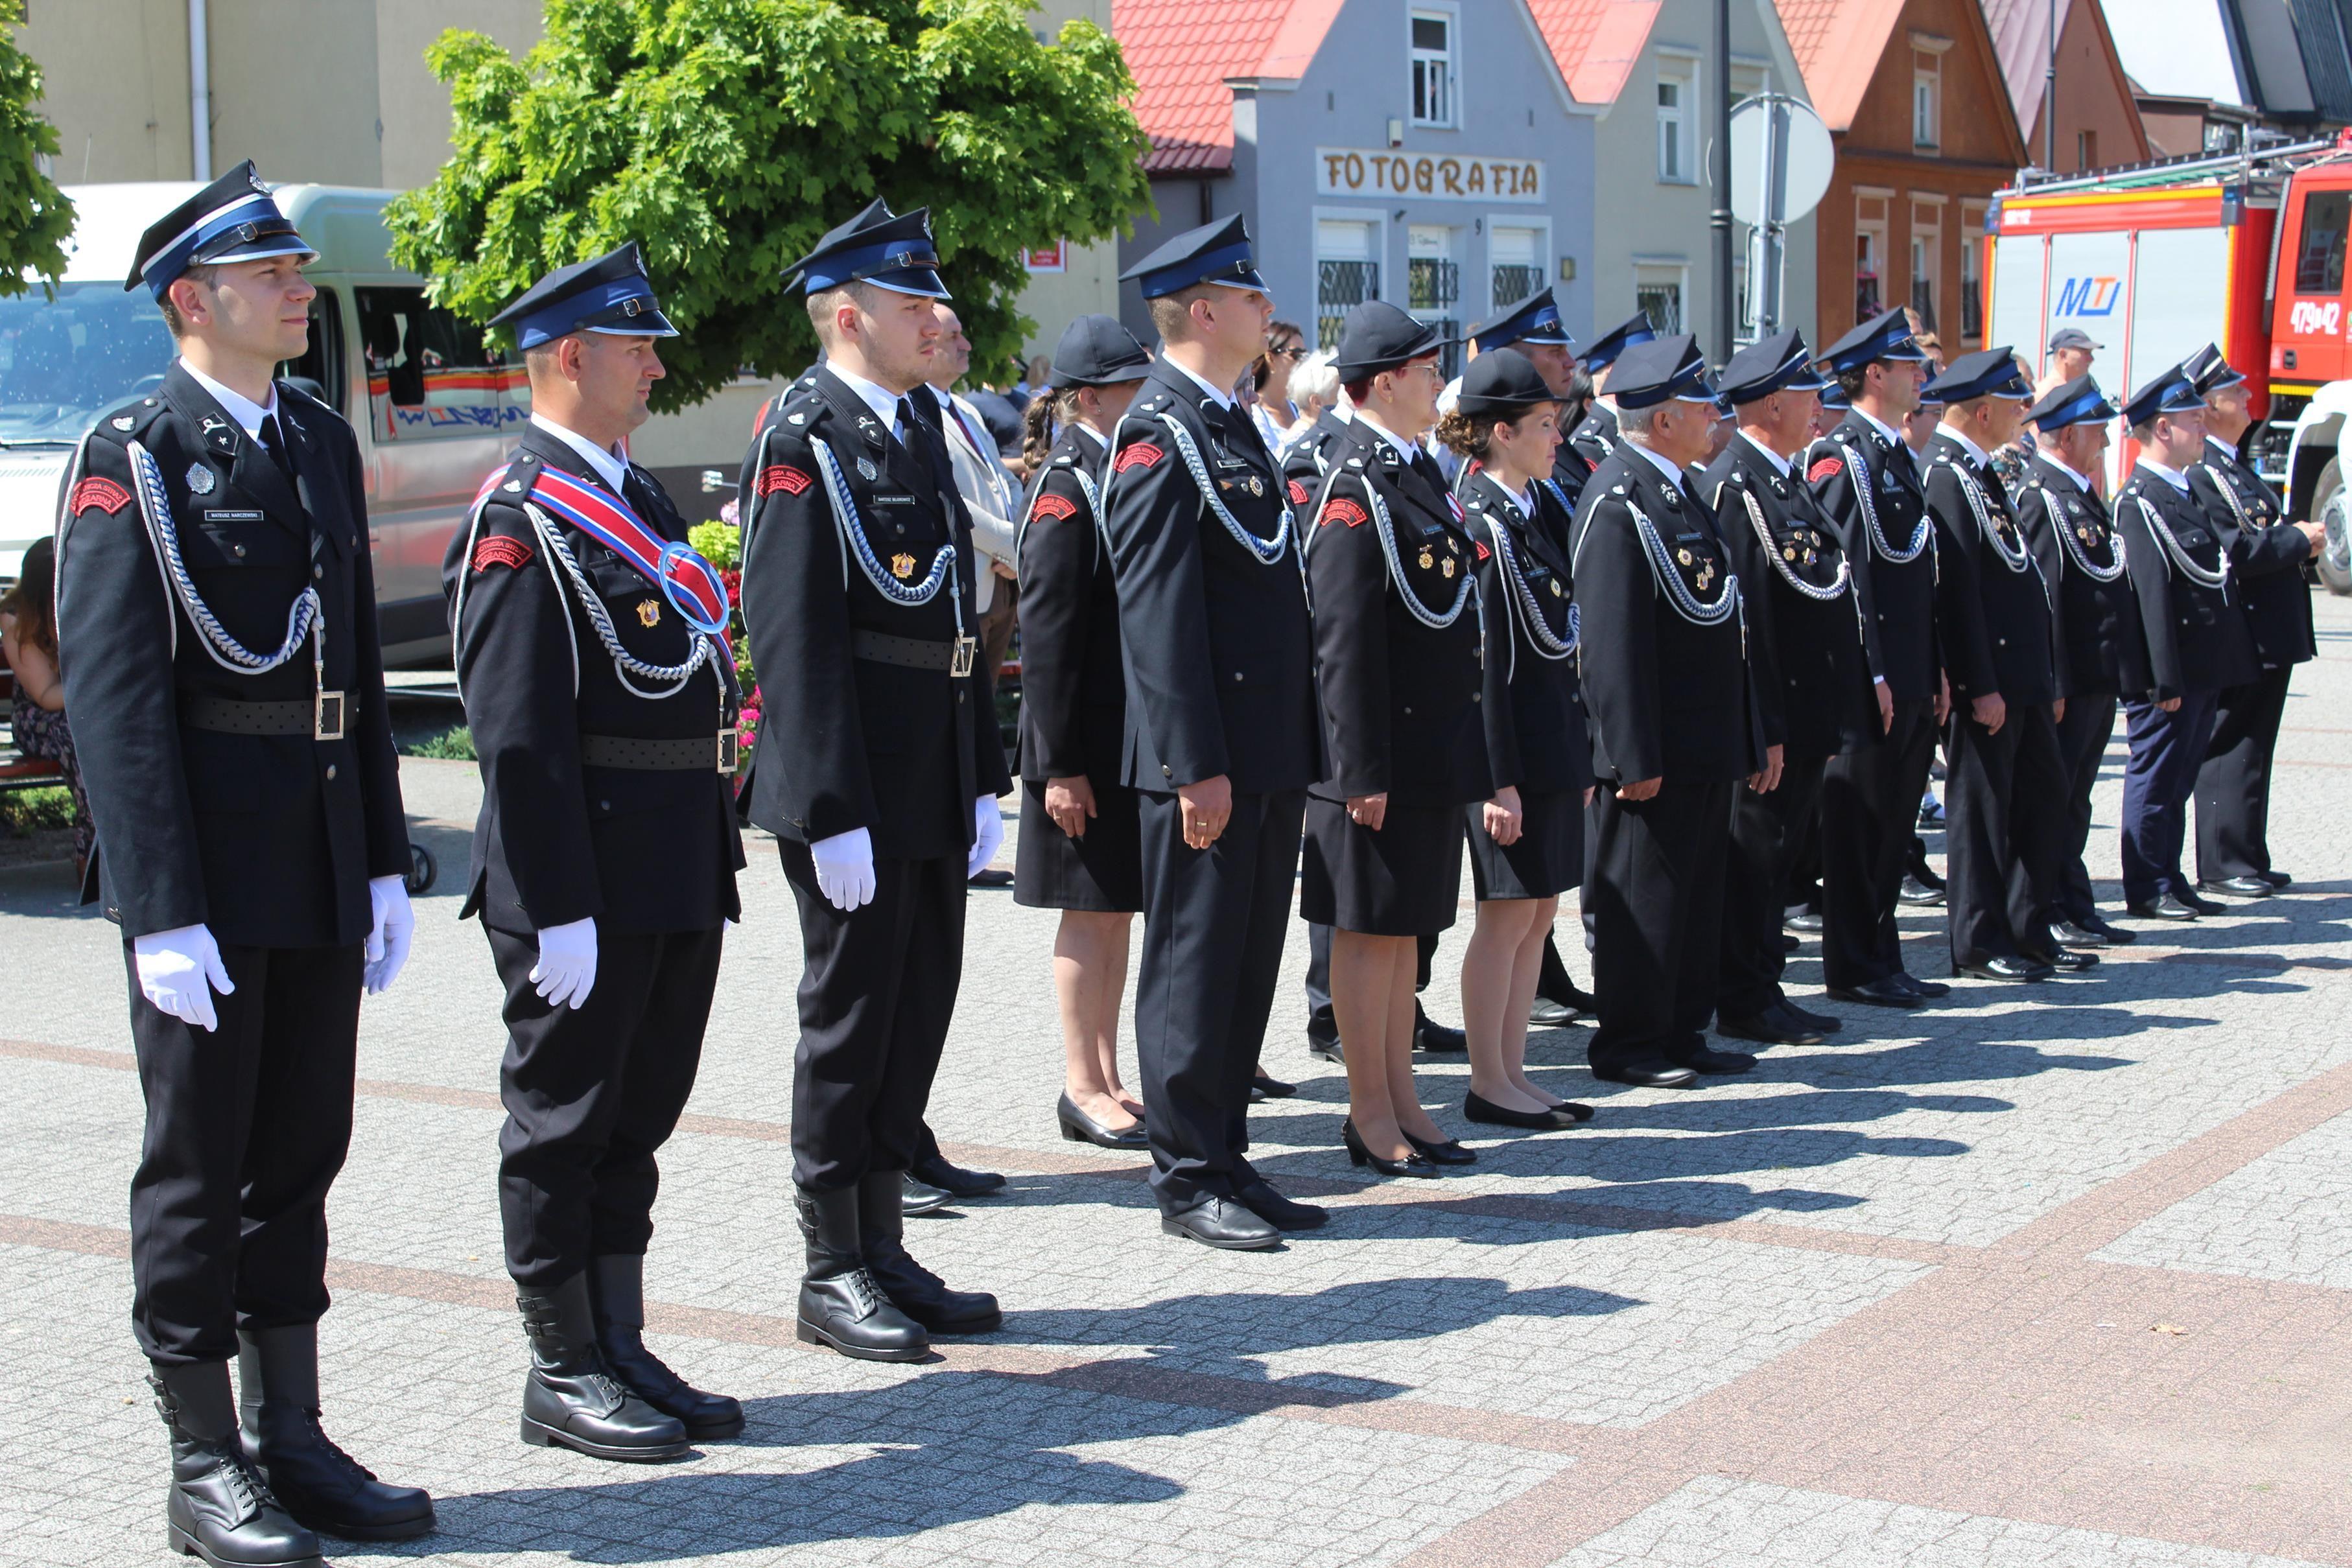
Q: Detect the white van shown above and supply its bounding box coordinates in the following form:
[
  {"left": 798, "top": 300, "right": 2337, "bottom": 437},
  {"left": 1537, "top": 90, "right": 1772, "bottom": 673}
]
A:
[{"left": 0, "top": 181, "right": 771, "bottom": 665}]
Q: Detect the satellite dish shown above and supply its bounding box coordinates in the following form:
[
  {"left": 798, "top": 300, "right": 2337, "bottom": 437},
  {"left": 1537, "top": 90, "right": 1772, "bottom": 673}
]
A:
[{"left": 1728, "top": 95, "right": 1834, "bottom": 227}]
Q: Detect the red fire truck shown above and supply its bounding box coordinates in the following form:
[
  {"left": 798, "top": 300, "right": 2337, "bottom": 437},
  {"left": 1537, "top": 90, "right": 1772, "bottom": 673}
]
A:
[{"left": 1987, "top": 132, "right": 2352, "bottom": 592}]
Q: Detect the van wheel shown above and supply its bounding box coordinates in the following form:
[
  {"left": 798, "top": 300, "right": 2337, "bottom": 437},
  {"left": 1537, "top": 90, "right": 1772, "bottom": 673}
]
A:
[{"left": 2315, "top": 457, "right": 2352, "bottom": 595}]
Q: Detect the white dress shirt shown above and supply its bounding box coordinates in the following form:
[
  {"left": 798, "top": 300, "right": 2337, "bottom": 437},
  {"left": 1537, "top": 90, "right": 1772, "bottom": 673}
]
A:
[
  {"left": 529, "top": 412, "right": 631, "bottom": 493},
  {"left": 181, "top": 360, "right": 279, "bottom": 440},
  {"left": 1623, "top": 435, "right": 1688, "bottom": 494}
]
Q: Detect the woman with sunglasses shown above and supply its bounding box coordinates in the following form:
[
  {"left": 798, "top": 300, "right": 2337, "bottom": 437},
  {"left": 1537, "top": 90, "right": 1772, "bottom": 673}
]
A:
[{"left": 1251, "top": 321, "right": 1310, "bottom": 453}]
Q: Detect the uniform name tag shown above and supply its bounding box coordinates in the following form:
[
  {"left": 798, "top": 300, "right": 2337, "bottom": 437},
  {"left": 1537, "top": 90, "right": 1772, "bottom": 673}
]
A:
[
  {"left": 204, "top": 509, "right": 265, "bottom": 522},
  {"left": 869, "top": 493, "right": 916, "bottom": 506}
]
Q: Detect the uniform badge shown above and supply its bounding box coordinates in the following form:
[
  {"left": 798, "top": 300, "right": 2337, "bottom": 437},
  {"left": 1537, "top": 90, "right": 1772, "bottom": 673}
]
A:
[
  {"left": 112, "top": 415, "right": 135, "bottom": 431},
  {"left": 504, "top": 479, "right": 524, "bottom": 493},
  {"left": 2077, "top": 524, "right": 2095, "bottom": 544},
  {"left": 788, "top": 412, "right": 808, "bottom": 425},
  {"left": 1115, "top": 443, "right": 1165, "bottom": 473},
  {"left": 1322, "top": 498, "right": 1369, "bottom": 528},
  {"left": 757, "top": 465, "right": 812, "bottom": 497},
  {"left": 1677, "top": 547, "right": 1695, "bottom": 565},
  {"left": 69, "top": 476, "right": 132, "bottom": 515},
  {"left": 1287, "top": 479, "right": 1310, "bottom": 506},
  {"left": 856, "top": 456, "right": 880, "bottom": 483},
  {"left": 1441, "top": 557, "right": 1455, "bottom": 579},
  {"left": 1029, "top": 493, "right": 1078, "bottom": 522},
  {"left": 1783, "top": 545, "right": 1798, "bottom": 561},
  {"left": 1550, "top": 579, "right": 1563, "bottom": 598},
  {"left": 1802, "top": 549, "right": 1817, "bottom": 566},
  {"left": 186, "top": 464, "right": 216, "bottom": 495},
  {"left": 472, "top": 534, "right": 532, "bottom": 572},
  {"left": 1248, "top": 475, "right": 1264, "bottom": 497},
  {"left": 637, "top": 599, "right": 661, "bottom": 628},
  {"left": 891, "top": 552, "right": 916, "bottom": 579},
  {"left": 1418, "top": 546, "right": 1435, "bottom": 570},
  {"left": 1807, "top": 457, "right": 1842, "bottom": 483}
]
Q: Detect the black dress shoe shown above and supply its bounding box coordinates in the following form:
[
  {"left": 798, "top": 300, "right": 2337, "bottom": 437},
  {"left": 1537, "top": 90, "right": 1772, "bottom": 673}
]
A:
[
  {"left": 1898, "top": 875, "right": 1946, "bottom": 906},
  {"left": 1413, "top": 1014, "right": 1468, "bottom": 1053},
  {"left": 153, "top": 1364, "right": 325, "bottom": 1568},
  {"left": 858, "top": 1173, "right": 1002, "bottom": 1334},
  {"left": 2259, "top": 869, "right": 2292, "bottom": 888},
  {"left": 1544, "top": 976, "right": 1601, "bottom": 1013},
  {"left": 1236, "top": 1177, "right": 1328, "bottom": 1231},
  {"left": 2048, "top": 920, "right": 2110, "bottom": 949},
  {"left": 2176, "top": 887, "right": 2225, "bottom": 915},
  {"left": 1528, "top": 996, "right": 1579, "bottom": 1027},
  {"left": 1674, "top": 1046, "right": 1758, "bottom": 1075},
  {"left": 1783, "top": 909, "right": 1825, "bottom": 933},
  {"left": 1161, "top": 1196, "right": 1282, "bottom": 1248},
  {"left": 1341, "top": 1119, "right": 1443, "bottom": 1176},
  {"left": 1895, "top": 974, "right": 1951, "bottom": 999},
  {"left": 1716, "top": 1010, "right": 1823, "bottom": 1047},
  {"left": 236, "top": 1324, "right": 438, "bottom": 1538},
  {"left": 1591, "top": 1060, "right": 1700, "bottom": 1088},
  {"left": 2038, "top": 948, "right": 2099, "bottom": 972},
  {"left": 515, "top": 1276, "right": 696, "bottom": 1457},
  {"left": 1463, "top": 1090, "right": 1590, "bottom": 1130},
  {"left": 901, "top": 1173, "right": 954, "bottom": 1214},
  {"left": 968, "top": 867, "right": 1014, "bottom": 888},
  {"left": 1955, "top": 955, "right": 2054, "bottom": 981},
  {"left": 2201, "top": 876, "right": 2275, "bottom": 898},
  {"left": 794, "top": 1186, "right": 930, "bottom": 1361},
  {"left": 1405, "top": 1130, "right": 1477, "bottom": 1165},
  {"left": 1776, "top": 1000, "right": 1842, "bottom": 1035},
  {"left": 1828, "top": 977, "right": 1925, "bottom": 1009},
  {"left": 1058, "top": 1093, "right": 1149, "bottom": 1150},
  {"left": 1252, "top": 1072, "right": 1299, "bottom": 1099},
  {"left": 2080, "top": 913, "right": 2137, "bottom": 944},
  {"left": 1306, "top": 1028, "right": 1344, "bottom": 1062},
  {"left": 2128, "top": 894, "right": 2199, "bottom": 921},
  {"left": 913, "top": 1151, "right": 1005, "bottom": 1198}
]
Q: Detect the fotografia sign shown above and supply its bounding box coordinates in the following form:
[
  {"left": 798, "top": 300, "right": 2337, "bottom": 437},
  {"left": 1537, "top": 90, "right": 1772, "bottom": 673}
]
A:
[{"left": 1315, "top": 148, "right": 1545, "bottom": 204}]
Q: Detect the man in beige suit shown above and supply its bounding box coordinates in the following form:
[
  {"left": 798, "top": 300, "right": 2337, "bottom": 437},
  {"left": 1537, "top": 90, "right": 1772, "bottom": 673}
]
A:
[{"left": 926, "top": 306, "right": 1021, "bottom": 692}]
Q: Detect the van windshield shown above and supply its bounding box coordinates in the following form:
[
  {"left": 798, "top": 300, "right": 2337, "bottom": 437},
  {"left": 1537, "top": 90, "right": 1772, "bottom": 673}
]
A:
[{"left": 0, "top": 283, "right": 176, "bottom": 445}]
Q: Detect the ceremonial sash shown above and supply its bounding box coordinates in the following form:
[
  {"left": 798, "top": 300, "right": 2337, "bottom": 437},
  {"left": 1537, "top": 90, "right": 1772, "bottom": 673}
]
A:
[{"left": 476, "top": 462, "right": 732, "bottom": 636}]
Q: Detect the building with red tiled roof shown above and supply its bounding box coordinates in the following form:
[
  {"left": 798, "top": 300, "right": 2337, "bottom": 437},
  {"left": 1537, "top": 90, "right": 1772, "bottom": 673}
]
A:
[{"left": 1981, "top": 0, "right": 2148, "bottom": 175}]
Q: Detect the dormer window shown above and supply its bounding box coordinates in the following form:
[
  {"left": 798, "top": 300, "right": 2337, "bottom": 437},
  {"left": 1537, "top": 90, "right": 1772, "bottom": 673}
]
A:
[{"left": 1411, "top": 7, "right": 1457, "bottom": 128}]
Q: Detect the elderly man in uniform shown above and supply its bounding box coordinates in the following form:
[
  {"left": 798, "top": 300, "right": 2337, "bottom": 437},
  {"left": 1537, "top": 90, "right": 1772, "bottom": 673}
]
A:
[
  {"left": 1573, "top": 335, "right": 1770, "bottom": 1090},
  {"left": 2113, "top": 367, "right": 2262, "bottom": 920},
  {"left": 1103, "top": 215, "right": 1324, "bottom": 1249},
  {"left": 57, "top": 162, "right": 432, "bottom": 1564},
  {"left": 738, "top": 200, "right": 1009, "bottom": 1357},
  {"left": 1805, "top": 308, "right": 1951, "bottom": 1009},
  {"left": 2184, "top": 345, "right": 2325, "bottom": 897},
  {"left": 446, "top": 244, "right": 748, "bottom": 1460}
]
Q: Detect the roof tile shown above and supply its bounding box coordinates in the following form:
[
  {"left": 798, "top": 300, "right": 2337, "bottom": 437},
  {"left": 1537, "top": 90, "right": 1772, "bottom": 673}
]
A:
[{"left": 1114, "top": 0, "right": 1343, "bottom": 174}]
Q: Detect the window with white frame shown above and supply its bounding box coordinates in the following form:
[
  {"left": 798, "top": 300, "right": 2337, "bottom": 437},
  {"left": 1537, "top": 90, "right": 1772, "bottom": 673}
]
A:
[
  {"left": 1855, "top": 193, "right": 1890, "bottom": 327},
  {"left": 1488, "top": 222, "right": 1546, "bottom": 315},
  {"left": 1410, "top": 8, "right": 1456, "bottom": 128},
  {"left": 1657, "top": 61, "right": 1695, "bottom": 183},
  {"left": 1408, "top": 225, "right": 1463, "bottom": 375},
  {"left": 1315, "top": 217, "right": 1381, "bottom": 351},
  {"left": 1910, "top": 200, "right": 1942, "bottom": 334},
  {"left": 1960, "top": 200, "right": 1987, "bottom": 342},
  {"left": 1635, "top": 263, "right": 1686, "bottom": 334},
  {"left": 1912, "top": 53, "right": 1940, "bottom": 150}
]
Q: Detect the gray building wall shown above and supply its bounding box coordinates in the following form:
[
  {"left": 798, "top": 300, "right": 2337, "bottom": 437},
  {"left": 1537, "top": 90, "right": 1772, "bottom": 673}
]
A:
[{"left": 1120, "top": 0, "right": 1594, "bottom": 359}]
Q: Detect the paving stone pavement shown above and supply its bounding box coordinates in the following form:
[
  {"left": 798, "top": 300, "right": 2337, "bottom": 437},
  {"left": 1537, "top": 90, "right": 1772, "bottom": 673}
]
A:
[{"left": 5, "top": 602, "right": 2351, "bottom": 1567}]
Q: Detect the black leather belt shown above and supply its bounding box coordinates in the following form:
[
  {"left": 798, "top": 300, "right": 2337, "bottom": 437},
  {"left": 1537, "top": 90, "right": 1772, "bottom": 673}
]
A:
[
  {"left": 853, "top": 628, "right": 976, "bottom": 677},
  {"left": 180, "top": 691, "right": 346, "bottom": 741},
  {"left": 581, "top": 731, "right": 740, "bottom": 773}
]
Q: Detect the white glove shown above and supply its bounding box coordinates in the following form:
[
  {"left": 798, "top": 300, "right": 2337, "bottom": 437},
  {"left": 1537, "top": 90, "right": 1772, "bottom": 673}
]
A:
[
  {"left": 530, "top": 917, "right": 598, "bottom": 1010},
  {"left": 364, "top": 874, "right": 414, "bottom": 995},
  {"left": 967, "top": 794, "right": 1004, "bottom": 879},
  {"left": 811, "top": 826, "right": 876, "bottom": 911},
  {"left": 133, "top": 923, "right": 235, "bottom": 1032}
]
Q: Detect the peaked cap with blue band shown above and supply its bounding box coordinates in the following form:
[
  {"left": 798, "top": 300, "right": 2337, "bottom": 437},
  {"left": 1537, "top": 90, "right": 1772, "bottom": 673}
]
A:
[
  {"left": 1922, "top": 346, "right": 2031, "bottom": 404},
  {"left": 1818, "top": 306, "right": 1929, "bottom": 373},
  {"left": 1333, "top": 299, "right": 1457, "bottom": 379},
  {"left": 128, "top": 160, "right": 314, "bottom": 301},
  {"left": 2181, "top": 342, "right": 2247, "bottom": 396},
  {"left": 1469, "top": 286, "right": 1576, "bottom": 353},
  {"left": 2024, "top": 373, "right": 2116, "bottom": 432},
  {"left": 1818, "top": 380, "right": 1851, "bottom": 412},
  {"left": 784, "top": 198, "right": 950, "bottom": 299},
  {"left": 489, "top": 242, "right": 679, "bottom": 350},
  {"left": 1717, "top": 328, "right": 1828, "bottom": 404},
  {"left": 2124, "top": 366, "right": 2204, "bottom": 427},
  {"left": 1455, "top": 347, "right": 1556, "bottom": 416},
  {"left": 1582, "top": 311, "right": 1659, "bottom": 374},
  {"left": 1049, "top": 314, "right": 1153, "bottom": 389},
  {"left": 1608, "top": 334, "right": 1717, "bottom": 410},
  {"left": 1120, "top": 213, "right": 1267, "bottom": 300}
]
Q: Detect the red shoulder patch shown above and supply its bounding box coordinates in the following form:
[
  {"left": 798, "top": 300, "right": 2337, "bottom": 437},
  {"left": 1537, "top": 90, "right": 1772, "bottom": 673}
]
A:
[
  {"left": 1807, "top": 457, "right": 1844, "bottom": 484},
  {"left": 69, "top": 476, "right": 132, "bottom": 516},
  {"left": 1029, "top": 492, "right": 1079, "bottom": 522},
  {"left": 472, "top": 533, "right": 534, "bottom": 572},
  {"left": 1321, "top": 497, "right": 1369, "bottom": 528},
  {"left": 1113, "top": 441, "right": 1164, "bottom": 473},
  {"left": 1287, "top": 478, "right": 1310, "bottom": 506},
  {"left": 1474, "top": 539, "right": 1491, "bottom": 561},
  {"left": 757, "top": 464, "right": 812, "bottom": 498}
]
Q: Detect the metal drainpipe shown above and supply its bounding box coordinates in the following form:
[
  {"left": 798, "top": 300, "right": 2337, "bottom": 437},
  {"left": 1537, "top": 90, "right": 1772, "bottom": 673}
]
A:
[{"left": 189, "top": 0, "right": 211, "bottom": 180}]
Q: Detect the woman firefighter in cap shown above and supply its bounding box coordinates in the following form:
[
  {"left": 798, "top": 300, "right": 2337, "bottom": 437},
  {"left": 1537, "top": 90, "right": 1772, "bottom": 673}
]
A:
[
  {"left": 1302, "top": 301, "right": 1490, "bottom": 1178},
  {"left": 1010, "top": 314, "right": 1157, "bottom": 1150},
  {"left": 1436, "top": 347, "right": 1596, "bottom": 1132}
]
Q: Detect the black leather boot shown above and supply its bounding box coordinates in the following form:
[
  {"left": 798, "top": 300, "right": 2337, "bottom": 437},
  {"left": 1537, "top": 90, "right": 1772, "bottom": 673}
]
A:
[
  {"left": 151, "top": 1361, "right": 322, "bottom": 1568},
  {"left": 589, "top": 1254, "right": 744, "bottom": 1440},
  {"left": 795, "top": 1184, "right": 929, "bottom": 1361},
  {"left": 857, "top": 1171, "right": 1002, "bottom": 1334},
  {"left": 237, "top": 1324, "right": 434, "bottom": 1541},
  {"left": 515, "top": 1273, "right": 691, "bottom": 1461}
]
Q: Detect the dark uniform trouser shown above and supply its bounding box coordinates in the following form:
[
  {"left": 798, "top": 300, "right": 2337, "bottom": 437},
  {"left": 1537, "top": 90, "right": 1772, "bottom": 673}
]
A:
[
  {"left": 1718, "top": 754, "right": 1827, "bottom": 1018},
  {"left": 2122, "top": 692, "right": 2221, "bottom": 905},
  {"left": 2048, "top": 692, "right": 2119, "bottom": 927},
  {"left": 1136, "top": 788, "right": 1304, "bottom": 1213},
  {"left": 1305, "top": 923, "right": 1437, "bottom": 1038},
  {"left": 126, "top": 941, "right": 362, "bottom": 1367},
  {"left": 780, "top": 844, "right": 967, "bottom": 1192},
  {"left": 2196, "top": 664, "right": 2292, "bottom": 882},
  {"left": 1588, "top": 779, "right": 1733, "bottom": 1073},
  {"left": 1942, "top": 704, "right": 2067, "bottom": 966},
  {"left": 1819, "top": 698, "right": 1937, "bottom": 988},
  {"left": 488, "top": 923, "right": 723, "bottom": 1286}
]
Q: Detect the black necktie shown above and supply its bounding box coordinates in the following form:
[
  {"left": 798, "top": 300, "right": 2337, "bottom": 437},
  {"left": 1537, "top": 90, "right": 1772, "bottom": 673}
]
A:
[
  {"left": 897, "top": 396, "right": 955, "bottom": 495},
  {"left": 258, "top": 414, "right": 296, "bottom": 484}
]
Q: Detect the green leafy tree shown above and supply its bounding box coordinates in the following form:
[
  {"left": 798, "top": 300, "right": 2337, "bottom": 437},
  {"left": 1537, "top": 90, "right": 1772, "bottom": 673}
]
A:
[
  {"left": 0, "top": 0, "right": 74, "bottom": 295},
  {"left": 390, "top": 0, "right": 1151, "bottom": 410}
]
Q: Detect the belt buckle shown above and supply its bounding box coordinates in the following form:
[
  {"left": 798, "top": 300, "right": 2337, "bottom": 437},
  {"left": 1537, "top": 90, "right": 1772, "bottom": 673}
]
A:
[
  {"left": 716, "top": 727, "right": 740, "bottom": 773},
  {"left": 950, "top": 635, "right": 976, "bottom": 679},
  {"left": 313, "top": 689, "right": 346, "bottom": 742}
]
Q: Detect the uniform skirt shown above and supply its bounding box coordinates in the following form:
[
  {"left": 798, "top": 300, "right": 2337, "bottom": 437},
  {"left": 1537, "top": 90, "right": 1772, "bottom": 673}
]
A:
[
  {"left": 1299, "top": 795, "right": 1466, "bottom": 936},
  {"left": 1466, "top": 786, "right": 1584, "bottom": 902},
  {"left": 1014, "top": 778, "right": 1144, "bottom": 913}
]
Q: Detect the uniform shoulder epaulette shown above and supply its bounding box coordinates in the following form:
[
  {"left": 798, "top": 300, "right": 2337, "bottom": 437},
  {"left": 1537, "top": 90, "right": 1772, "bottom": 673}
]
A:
[
  {"left": 89, "top": 394, "right": 167, "bottom": 445},
  {"left": 276, "top": 379, "right": 342, "bottom": 425},
  {"left": 1135, "top": 392, "right": 1174, "bottom": 416}
]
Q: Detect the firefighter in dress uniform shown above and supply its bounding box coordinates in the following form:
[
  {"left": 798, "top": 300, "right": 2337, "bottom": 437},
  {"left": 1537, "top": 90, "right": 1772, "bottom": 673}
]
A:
[
  {"left": 56, "top": 163, "right": 432, "bottom": 1565},
  {"left": 445, "top": 244, "right": 748, "bottom": 1461},
  {"left": 1100, "top": 215, "right": 1325, "bottom": 1250},
  {"left": 736, "top": 201, "right": 1009, "bottom": 1355}
]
